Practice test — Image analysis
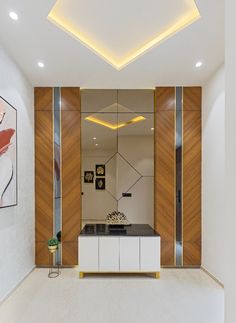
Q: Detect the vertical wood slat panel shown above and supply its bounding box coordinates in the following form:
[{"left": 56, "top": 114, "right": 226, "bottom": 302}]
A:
[
  {"left": 154, "top": 91, "right": 175, "bottom": 266},
  {"left": 35, "top": 87, "right": 54, "bottom": 265},
  {"left": 183, "top": 87, "right": 201, "bottom": 111},
  {"left": 35, "top": 242, "right": 50, "bottom": 266},
  {"left": 183, "top": 88, "right": 201, "bottom": 266},
  {"left": 61, "top": 88, "right": 81, "bottom": 265},
  {"left": 34, "top": 87, "right": 53, "bottom": 111}
]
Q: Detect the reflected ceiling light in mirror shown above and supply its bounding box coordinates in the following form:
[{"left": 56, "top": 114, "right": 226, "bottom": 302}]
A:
[
  {"left": 95, "top": 143, "right": 98, "bottom": 146},
  {"left": 85, "top": 115, "right": 146, "bottom": 130},
  {"left": 9, "top": 11, "right": 18, "bottom": 21},
  {"left": 195, "top": 61, "right": 203, "bottom": 68},
  {"left": 37, "top": 61, "right": 45, "bottom": 68},
  {"left": 151, "top": 127, "right": 154, "bottom": 131},
  {"left": 93, "top": 137, "right": 97, "bottom": 140}
]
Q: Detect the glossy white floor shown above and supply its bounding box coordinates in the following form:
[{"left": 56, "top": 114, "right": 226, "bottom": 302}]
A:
[{"left": 0, "top": 268, "right": 224, "bottom": 323}]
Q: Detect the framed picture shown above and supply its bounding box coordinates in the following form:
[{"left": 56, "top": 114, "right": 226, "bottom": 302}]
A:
[
  {"left": 84, "top": 171, "right": 94, "bottom": 183},
  {"left": 95, "top": 178, "right": 105, "bottom": 190},
  {"left": 96, "top": 164, "right": 105, "bottom": 176},
  {"left": 0, "top": 96, "right": 17, "bottom": 208}
]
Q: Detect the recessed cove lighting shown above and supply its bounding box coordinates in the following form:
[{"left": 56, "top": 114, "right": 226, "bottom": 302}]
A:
[
  {"left": 37, "top": 62, "right": 45, "bottom": 68},
  {"left": 9, "top": 11, "right": 18, "bottom": 21},
  {"left": 195, "top": 61, "right": 203, "bottom": 68}
]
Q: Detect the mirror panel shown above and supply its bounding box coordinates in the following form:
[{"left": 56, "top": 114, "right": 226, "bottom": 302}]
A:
[
  {"left": 117, "top": 90, "right": 154, "bottom": 113},
  {"left": 81, "top": 89, "right": 117, "bottom": 113},
  {"left": 81, "top": 90, "right": 154, "bottom": 227}
]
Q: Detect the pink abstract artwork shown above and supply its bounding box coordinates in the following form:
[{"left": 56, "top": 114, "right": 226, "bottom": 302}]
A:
[{"left": 0, "top": 97, "right": 17, "bottom": 208}]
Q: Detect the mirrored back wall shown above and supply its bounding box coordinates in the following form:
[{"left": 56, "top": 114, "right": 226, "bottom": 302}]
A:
[{"left": 81, "top": 90, "right": 154, "bottom": 227}]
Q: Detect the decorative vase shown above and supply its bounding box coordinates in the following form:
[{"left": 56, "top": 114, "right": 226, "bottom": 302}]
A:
[{"left": 48, "top": 245, "right": 58, "bottom": 253}]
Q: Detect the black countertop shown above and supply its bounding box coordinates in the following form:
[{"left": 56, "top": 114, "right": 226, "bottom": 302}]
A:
[{"left": 80, "top": 224, "right": 160, "bottom": 237}]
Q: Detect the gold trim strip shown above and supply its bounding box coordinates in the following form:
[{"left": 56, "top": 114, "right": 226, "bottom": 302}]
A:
[{"left": 201, "top": 267, "right": 224, "bottom": 288}]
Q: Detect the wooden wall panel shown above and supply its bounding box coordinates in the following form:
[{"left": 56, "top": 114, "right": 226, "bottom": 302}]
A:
[
  {"left": 35, "top": 110, "right": 53, "bottom": 265},
  {"left": 183, "top": 109, "right": 201, "bottom": 266},
  {"left": 61, "top": 87, "right": 81, "bottom": 111},
  {"left": 155, "top": 109, "right": 175, "bottom": 266},
  {"left": 155, "top": 87, "right": 175, "bottom": 111},
  {"left": 34, "top": 87, "right": 53, "bottom": 111},
  {"left": 35, "top": 111, "right": 53, "bottom": 241},
  {"left": 35, "top": 242, "right": 50, "bottom": 266},
  {"left": 183, "top": 242, "right": 201, "bottom": 266},
  {"left": 61, "top": 108, "right": 81, "bottom": 265},
  {"left": 183, "top": 87, "right": 201, "bottom": 111},
  {"left": 62, "top": 242, "right": 78, "bottom": 266}
]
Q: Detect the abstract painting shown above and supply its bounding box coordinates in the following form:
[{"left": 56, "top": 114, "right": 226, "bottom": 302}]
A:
[{"left": 0, "top": 97, "right": 17, "bottom": 208}]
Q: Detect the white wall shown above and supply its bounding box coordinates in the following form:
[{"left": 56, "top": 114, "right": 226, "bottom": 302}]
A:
[
  {"left": 202, "top": 65, "right": 225, "bottom": 283},
  {"left": 225, "top": 1, "right": 236, "bottom": 322},
  {"left": 0, "top": 46, "right": 34, "bottom": 302}
]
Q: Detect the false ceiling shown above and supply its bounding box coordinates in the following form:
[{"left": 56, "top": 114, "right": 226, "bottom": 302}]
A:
[
  {"left": 48, "top": 0, "right": 200, "bottom": 70},
  {"left": 0, "top": 0, "right": 224, "bottom": 87}
]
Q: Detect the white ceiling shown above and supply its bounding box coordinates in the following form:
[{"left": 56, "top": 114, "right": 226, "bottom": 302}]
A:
[
  {"left": 48, "top": 0, "right": 200, "bottom": 69},
  {"left": 0, "top": 0, "right": 224, "bottom": 87}
]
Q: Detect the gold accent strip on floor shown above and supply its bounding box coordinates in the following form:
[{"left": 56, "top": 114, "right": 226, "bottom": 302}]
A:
[{"left": 201, "top": 267, "right": 224, "bottom": 288}]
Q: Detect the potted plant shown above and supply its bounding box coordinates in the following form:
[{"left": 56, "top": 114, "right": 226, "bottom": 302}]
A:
[{"left": 47, "top": 238, "right": 59, "bottom": 253}]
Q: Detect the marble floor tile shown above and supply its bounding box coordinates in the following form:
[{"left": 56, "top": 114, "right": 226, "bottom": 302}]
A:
[{"left": 0, "top": 268, "right": 224, "bottom": 323}]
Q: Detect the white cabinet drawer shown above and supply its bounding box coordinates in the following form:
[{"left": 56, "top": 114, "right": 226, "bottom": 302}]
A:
[
  {"left": 120, "top": 237, "right": 140, "bottom": 272},
  {"left": 99, "top": 237, "right": 119, "bottom": 271},
  {"left": 140, "top": 237, "right": 160, "bottom": 271},
  {"left": 79, "top": 237, "right": 99, "bottom": 271}
]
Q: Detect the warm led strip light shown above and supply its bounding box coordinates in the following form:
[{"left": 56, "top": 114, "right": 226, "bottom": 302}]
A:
[
  {"left": 85, "top": 115, "right": 146, "bottom": 130},
  {"left": 47, "top": 2, "right": 200, "bottom": 70}
]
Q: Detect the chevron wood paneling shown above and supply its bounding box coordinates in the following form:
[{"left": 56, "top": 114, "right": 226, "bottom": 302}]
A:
[
  {"left": 183, "top": 87, "right": 201, "bottom": 111},
  {"left": 154, "top": 109, "right": 175, "bottom": 266},
  {"left": 35, "top": 242, "right": 50, "bottom": 266},
  {"left": 161, "top": 241, "right": 175, "bottom": 266},
  {"left": 35, "top": 111, "right": 53, "bottom": 242},
  {"left": 183, "top": 109, "right": 201, "bottom": 266},
  {"left": 34, "top": 87, "right": 53, "bottom": 111},
  {"left": 61, "top": 87, "right": 81, "bottom": 111},
  {"left": 155, "top": 87, "right": 175, "bottom": 111},
  {"left": 183, "top": 242, "right": 201, "bottom": 266},
  {"left": 35, "top": 108, "right": 53, "bottom": 266},
  {"left": 61, "top": 108, "right": 81, "bottom": 265},
  {"left": 62, "top": 241, "right": 78, "bottom": 266}
]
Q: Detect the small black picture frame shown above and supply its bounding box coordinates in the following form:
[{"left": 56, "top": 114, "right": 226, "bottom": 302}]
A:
[
  {"left": 96, "top": 164, "right": 105, "bottom": 176},
  {"left": 95, "top": 178, "right": 105, "bottom": 190},
  {"left": 84, "top": 171, "right": 94, "bottom": 183}
]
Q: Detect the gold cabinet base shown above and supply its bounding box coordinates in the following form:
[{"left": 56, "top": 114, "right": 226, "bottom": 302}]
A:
[{"left": 78, "top": 272, "right": 160, "bottom": 279}]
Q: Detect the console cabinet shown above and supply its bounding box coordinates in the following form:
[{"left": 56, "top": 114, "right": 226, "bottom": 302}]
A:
[{"left": 78, "top": 236, "right": 160, "bottom": 277}]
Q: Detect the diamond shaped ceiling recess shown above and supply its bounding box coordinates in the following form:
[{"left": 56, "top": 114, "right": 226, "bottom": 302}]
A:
[
  {"left": 85, "top": 104, "right": 146, "bottom": 130},
  {"left": 48, "top": 0, "right": 200, "bottom": 70}
]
